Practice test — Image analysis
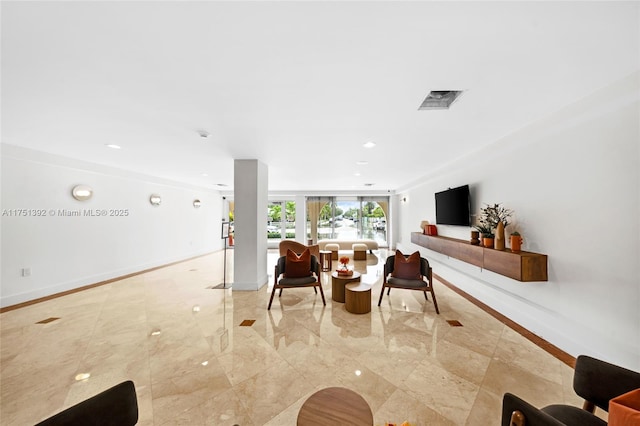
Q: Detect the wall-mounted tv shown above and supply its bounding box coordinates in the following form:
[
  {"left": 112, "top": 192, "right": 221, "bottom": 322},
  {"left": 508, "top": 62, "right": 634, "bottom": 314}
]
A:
[{"left": 435, "top": 185, "right": 471, "bottom": 226}]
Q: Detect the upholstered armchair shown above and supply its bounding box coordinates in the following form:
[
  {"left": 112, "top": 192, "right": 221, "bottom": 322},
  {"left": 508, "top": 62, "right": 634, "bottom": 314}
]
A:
[
  {"left": 502, "top": 355, "right": 640, "bottom": 426},
  {"left": 378, "top": 252, "right": 439, "bottom": 314},
  {"left": 268, "top": 251, "right": 325, "bottom": 310}
]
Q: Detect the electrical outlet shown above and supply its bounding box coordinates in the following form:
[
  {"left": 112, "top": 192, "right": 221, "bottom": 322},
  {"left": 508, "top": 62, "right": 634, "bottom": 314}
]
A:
[{"left": 21, "top": 268, "right": 31, "bottom": 277}]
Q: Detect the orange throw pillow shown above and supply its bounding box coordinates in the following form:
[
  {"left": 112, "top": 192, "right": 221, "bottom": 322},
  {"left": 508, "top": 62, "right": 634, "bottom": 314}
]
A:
[
  {"left": 284, "top": 249, "right": 312, "bottom": 278},
  {"left": 392, "top": 250, "right": 422, "bottom": 280}
]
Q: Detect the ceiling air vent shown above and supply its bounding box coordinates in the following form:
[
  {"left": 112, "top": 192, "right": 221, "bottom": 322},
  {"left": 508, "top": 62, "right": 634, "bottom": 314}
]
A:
[{"left": 419, "top": 90, "right": 463, "bottom": 110}]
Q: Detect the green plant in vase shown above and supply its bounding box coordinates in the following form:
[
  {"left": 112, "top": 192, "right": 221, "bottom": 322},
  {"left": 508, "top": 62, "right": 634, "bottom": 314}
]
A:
[
  {"left": 474, "top": 224, "right": 493, "bottom": 237},
  {"left": 477, "top": 203, "right": 513, "bottom": 249},
  {"left": 478, "top": 203, "right": 513, "bottom": 230},
  {"left": 482, "top": 233, "right": 495, "bottom": 249},
  {"left": 473, "top": 224, "right": 491, "bottom": 247}
]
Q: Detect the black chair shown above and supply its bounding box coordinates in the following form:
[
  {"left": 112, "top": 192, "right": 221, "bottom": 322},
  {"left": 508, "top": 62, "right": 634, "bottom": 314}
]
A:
[
  {"left": 502, "top": 393, "right": 568, "bottom": 426},
  {"left": 36, "top": 380, "right": 138, "bottom": 426},
  {"left": 268, "top": 254, "right": 325, "bottom": 310},
  {"left": 502, "top": 355, "right": 640, "bottom": 425},
  {"left": 377, "top": 254, "right": 439, "bottom": 314}
]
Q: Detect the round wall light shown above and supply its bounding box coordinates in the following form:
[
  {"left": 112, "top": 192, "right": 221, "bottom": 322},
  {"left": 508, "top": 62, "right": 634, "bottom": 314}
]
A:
[
  {"left": 71, "top": 185, "right": 93, "bottom": 201},
  {"left": 149, "top": 194, "right": 162, "bottom": 206},
  {"left": 193, "top": 199, "right": 202, "bottom": 208}
]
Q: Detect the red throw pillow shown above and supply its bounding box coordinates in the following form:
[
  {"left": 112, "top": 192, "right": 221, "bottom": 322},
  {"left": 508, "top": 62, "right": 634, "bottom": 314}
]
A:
[
  {"left": 391, "top": 250, "right": 422, "bottom": 280},
  {"left": 284, "top": 249, "right": 312, "bottom": 278}
]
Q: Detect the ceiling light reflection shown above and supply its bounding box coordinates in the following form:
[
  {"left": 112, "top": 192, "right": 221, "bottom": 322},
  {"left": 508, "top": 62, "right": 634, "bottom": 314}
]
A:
[
  {"left": 355, "top": 370, "right": 362, "bottom": 376},
  {"left": 75, "top": 373, "right": 91, "bottom": 381}
]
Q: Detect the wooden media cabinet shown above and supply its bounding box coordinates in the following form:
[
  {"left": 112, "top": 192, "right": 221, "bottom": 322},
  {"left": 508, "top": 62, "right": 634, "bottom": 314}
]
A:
[{"left": 411, "top": 232, "right": 548, "bottom": 282}]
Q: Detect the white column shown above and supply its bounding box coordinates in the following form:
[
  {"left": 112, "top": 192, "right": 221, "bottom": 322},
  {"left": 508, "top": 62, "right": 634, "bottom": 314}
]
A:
[
  {"left": 295, "top": 194, "right": 307, "bottom": 243},
  {"left": 233, "top": 159, "right": 268, "bottom": 290}
]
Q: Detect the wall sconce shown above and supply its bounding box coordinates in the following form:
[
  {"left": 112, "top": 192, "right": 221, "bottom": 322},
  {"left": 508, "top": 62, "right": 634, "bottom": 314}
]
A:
[
  {"left": 193, "top": 199, "right": 202, "bottom": 208},
  {"left": 149, "top": 194, "right": 162, "bottom": 206},
  {"left": 71, "top": 185, "right": 93, "bottom": 201}
]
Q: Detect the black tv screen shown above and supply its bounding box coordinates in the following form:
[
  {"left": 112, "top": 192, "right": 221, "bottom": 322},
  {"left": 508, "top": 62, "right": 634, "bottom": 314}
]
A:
[{"left": 435, "top": 185, "right": 471, "bottom": 226}]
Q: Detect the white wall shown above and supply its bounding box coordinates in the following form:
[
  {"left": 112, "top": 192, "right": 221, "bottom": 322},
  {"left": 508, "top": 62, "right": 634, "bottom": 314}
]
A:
[
  {"left": 1, "top": 145, "right": 223, "bottom": 307},
  {"left": 396, "top": 72, "right": 640, "bottom": 370}
]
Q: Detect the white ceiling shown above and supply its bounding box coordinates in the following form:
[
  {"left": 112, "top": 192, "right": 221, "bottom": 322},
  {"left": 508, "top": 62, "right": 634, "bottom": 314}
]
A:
[{"left": 2, "top": 1, "right": 638, "bottom": 193}]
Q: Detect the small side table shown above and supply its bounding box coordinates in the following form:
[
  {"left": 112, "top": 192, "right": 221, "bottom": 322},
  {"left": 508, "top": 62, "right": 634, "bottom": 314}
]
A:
[
  {"left": 297, "top": 387, "right": 373, "bottom": 426},
  {"left": 319, "top": 250, "right": 332, "bottom": 272},
  {"left": 345, "top": 282, "right": 371, "bottom": 314},
  {"left": 331, "top": 271, "right": 361, "bottom": 303}
]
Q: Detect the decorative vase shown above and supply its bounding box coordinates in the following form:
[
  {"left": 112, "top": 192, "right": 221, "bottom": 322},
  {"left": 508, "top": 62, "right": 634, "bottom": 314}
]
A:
[
  {"left": 482, "top": 237, "right": 494, "bottom": 249},
  {"left": 510, "top": 235, "right": 522, "bottom": 253},
  {"left": 494, "top": 221, "right": 505, "bottom": 250},
  {"left": 470, "top": 231, "right": 480, "bottom": 245}
]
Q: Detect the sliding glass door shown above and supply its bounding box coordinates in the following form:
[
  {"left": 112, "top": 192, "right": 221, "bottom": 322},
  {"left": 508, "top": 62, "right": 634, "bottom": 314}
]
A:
[{"left": 306, "top": 196, "right": 388, "bottom": 246}]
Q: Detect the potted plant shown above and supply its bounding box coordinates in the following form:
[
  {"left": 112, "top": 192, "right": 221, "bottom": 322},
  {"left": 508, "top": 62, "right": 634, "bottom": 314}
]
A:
[
  {"left": 474, "top": 224, "right": 492, "bottom": 247},
  {"left": 482, "top": 233, "right": 495, "bottom": 249},
  {"left": 478, "top": 203, "right": 513, "bottom": 229},
  {"left": 510, "top": 231, "right": 522, "bottom": 253},
  {"left": 337, "top": 256, "right": 353, "bottom": 276},
  {"left": 477, "top": 203, "right": 513, "bottom": 249}
]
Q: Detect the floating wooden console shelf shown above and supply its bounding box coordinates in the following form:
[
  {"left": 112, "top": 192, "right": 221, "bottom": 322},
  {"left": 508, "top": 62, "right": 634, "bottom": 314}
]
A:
[{"left": 411, "top": 232, "right": 548, "bottom": 282}]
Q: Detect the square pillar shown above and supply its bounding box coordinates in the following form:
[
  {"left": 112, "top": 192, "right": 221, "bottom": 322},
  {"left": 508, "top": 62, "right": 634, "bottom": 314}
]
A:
[{"left": 233, "top": 159, "right": 268, "bottom": 290}]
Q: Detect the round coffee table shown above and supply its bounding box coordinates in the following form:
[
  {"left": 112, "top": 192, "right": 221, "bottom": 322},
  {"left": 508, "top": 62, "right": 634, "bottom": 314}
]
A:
[
  {"left": 345, "top": 282, "right": 371, "bottom": 314},
  {"left": 297, "top": 387, "right": 373, "bottom": 426},
  {"left": 331, "top": 271, "right": 361, "bottom": 303}
]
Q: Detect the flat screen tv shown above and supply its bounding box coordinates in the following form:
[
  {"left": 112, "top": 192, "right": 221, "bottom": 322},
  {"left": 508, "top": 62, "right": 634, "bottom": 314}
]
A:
[{"left": 435, "top": 185, "right": 471, "bottom": 226}]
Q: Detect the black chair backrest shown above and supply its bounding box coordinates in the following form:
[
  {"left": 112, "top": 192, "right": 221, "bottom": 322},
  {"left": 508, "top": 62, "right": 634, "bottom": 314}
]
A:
[
  {"left": 573, "top": 355, "right": 640, "bottom": 412},
  {"left": 35, "top": 380, "right": 138, "bottom": 426},
  {"left": 501, "top": 393, "right": 565, "bottom": 426},
  {"left": 385, "top": 255, "right": 430, "bottom": 276}
]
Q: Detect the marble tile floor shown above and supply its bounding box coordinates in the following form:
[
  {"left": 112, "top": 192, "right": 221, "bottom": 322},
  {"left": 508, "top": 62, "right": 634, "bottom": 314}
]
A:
[{"left": 0, "top": 249, "right": 604, "bottom": 425}]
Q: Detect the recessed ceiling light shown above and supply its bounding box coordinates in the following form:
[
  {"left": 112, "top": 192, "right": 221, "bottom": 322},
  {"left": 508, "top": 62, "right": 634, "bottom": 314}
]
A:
[
  {"left": 201, "top": 173, "right": 208, "bottom": 177},
  {"left": 105, "top": 144, "right": 121, "bottom": 149},
  {"left": 356, "top": 161, "right": 368, "bottom": 166},
  {"left": 216, "top": 183, "right": 228, "bottom": 187},
  {"left": 354, "top": 172, "right": 361, "bottom": 176},
  {"left": 363, "top": 142, "right": 376, "bottom": 148},
  {"left": 198, "top": 130, "right": 211, "bottom": 138},
  {"left": 364, "top": 183, "right": 375, "bottom": 187}
]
